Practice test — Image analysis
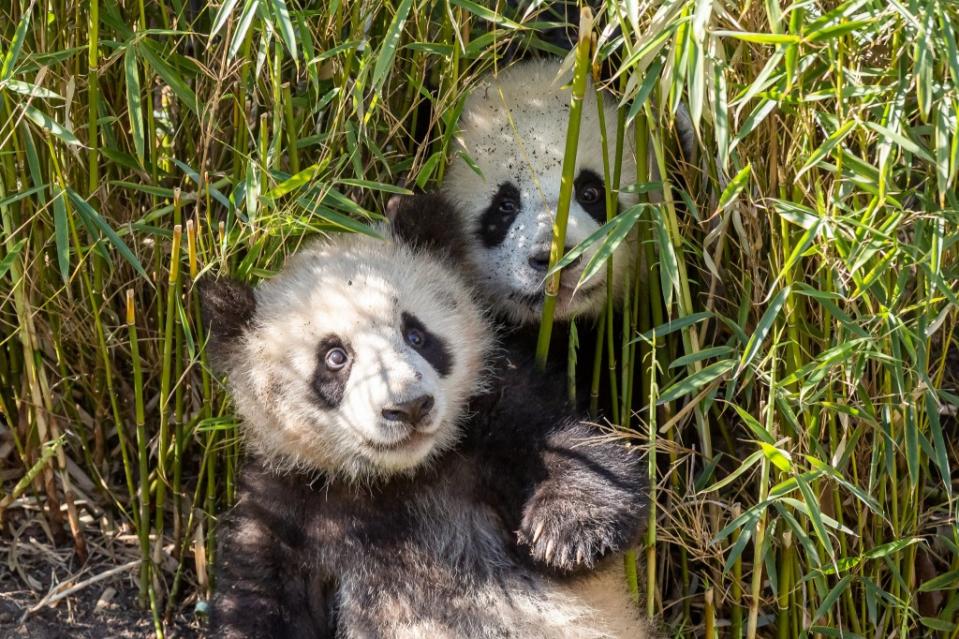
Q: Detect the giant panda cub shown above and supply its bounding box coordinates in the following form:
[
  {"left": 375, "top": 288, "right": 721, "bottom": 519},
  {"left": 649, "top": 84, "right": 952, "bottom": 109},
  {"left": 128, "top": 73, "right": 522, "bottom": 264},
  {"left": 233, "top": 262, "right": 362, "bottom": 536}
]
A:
[
  {"left": 202, "top": 204, "right": 649, "bottom": 639},
  {"left": 426, "top": 59, "right": 692, "bottom": 395}
]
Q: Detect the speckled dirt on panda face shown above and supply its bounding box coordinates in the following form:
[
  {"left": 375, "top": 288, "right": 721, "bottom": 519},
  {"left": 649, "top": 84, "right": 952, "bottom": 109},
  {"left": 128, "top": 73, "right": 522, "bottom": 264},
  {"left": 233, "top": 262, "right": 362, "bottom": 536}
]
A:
[{"left": 442, "top": 59, "right": 638, "bottom": 325}]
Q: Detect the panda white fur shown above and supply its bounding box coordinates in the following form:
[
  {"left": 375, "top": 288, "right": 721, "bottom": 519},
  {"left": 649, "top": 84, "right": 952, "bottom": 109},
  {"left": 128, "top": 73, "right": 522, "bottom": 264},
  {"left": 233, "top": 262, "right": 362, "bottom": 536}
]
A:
[
  {"left": 202, "top": 200, "right": 650, "bottom": 638},
  {"left": 443, "top": 59, "right": 638, "bottom": 327}
]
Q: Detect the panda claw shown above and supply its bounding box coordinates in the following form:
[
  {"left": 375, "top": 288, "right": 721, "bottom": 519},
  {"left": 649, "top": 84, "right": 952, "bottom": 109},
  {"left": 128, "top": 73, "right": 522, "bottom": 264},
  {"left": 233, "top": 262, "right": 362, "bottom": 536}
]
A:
[
  {"left": 532, "top": 521, "right": 545, "bottom": 544},
  {"left": 544, "top": 538, "right": 555, "bottom": 563}
]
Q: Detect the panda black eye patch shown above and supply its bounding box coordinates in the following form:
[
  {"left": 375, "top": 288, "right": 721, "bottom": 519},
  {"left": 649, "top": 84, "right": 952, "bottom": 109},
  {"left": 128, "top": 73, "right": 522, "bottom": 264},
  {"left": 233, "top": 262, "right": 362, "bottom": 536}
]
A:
[
  {"left": 401, "top": 312, "right": 452, "bottom": 377},
  {"left": 311, "top": 335, "right": 352, "bottom": 409},
  {"left": 477, "top": 182, "right": 521, "bottom": 248},
  {"left": 574, "top": 169, "right": 609, "bottom": 225}
]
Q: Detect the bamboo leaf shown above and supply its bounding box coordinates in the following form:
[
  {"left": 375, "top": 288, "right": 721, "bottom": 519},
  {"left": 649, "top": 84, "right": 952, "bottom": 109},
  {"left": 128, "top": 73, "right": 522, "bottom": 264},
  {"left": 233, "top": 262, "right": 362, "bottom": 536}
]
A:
[
  {"left": 268, "top": 0, "right": 297, "bottom": 60},
  {"left": 124, "top": 45, "right": 145, "bottom": 167},
  {"left": 52, "top": 187, "right": 70, "bottom": 283},
  {"left": 23, "top": 105, "right": 82, "bottom": 146},
  {"left": 0, "top": 4, "right": 31, "bottom": 81},
  {"left": 738, "top": 285, "right": 790, "bottom": 374},
  {"left": 66, "top": 188, "right": 149, "bottom": 280},
  {"left": 209, "top": 0, "right": 242, "bottom": 40},
  {"left": 371, "top": 0, "right": 413, "bottom": 95},
  {"left": 657, "top": 359, "right": 736, "bottom": 405},
  {"left": 711, "top": 31, "right": 801, "bottom": 44},
  {"left": 0, "top": 238, "right": 26, "bottom": 280},
  {"left": 717, "top": 163, "right": 751, "bottom": 211}
]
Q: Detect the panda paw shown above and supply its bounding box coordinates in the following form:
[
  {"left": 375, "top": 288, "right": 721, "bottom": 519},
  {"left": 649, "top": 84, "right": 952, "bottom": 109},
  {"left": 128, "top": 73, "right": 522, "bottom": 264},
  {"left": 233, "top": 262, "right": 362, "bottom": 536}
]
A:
[{"left": 517, "top": 489, "right": 623, "bottom": 572}]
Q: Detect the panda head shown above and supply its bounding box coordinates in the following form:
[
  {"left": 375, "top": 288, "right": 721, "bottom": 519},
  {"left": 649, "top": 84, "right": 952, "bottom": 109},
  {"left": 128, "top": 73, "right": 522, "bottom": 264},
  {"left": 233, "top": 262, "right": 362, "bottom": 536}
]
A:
[
  {"left": 200, "top": 230, "right": 490, "bottom": 482},
  {"left": 443, "top": 59, "right": 637, "bottom": 326}
]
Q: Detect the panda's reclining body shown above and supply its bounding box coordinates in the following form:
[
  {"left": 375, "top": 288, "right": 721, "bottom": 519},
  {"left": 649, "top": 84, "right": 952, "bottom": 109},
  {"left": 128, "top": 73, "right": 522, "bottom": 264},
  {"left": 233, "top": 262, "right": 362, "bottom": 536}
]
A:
[{"left": 202, "top": 206, "right": 648, "bottom": 638}]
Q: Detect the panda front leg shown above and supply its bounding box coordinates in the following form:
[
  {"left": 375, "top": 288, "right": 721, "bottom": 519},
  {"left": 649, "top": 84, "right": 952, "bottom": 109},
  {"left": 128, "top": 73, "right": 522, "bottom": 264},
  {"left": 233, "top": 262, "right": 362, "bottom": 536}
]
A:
[
  {"left": 512, "top": 418, "right": 648, "bottom": 573},
  {"left": 474, "top": 375, "right": 648, "bottom": 573},
  {"left": 212, "top": 473, "right": 336, "bottom": 639}
]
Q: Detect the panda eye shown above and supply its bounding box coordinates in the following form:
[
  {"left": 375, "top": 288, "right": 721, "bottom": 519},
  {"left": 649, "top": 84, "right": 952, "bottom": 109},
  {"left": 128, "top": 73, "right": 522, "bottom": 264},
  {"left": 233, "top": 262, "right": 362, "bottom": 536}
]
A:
[
  {"left": 577, "top": 184, "right": 602, "bottom": 205},
  {"left": 498, "top": 199, "right": 517, "bottom": 214},
  {"left": 405, "top": 327, "right": 426, "bottom": 349},
  {"left": 324, "top": 347, "right": 349, "bottom": 371}
]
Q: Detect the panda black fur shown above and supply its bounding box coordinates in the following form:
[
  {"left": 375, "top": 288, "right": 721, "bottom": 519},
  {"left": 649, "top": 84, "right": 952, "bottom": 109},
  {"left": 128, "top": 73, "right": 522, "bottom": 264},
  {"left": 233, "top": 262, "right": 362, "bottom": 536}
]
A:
[{"left": 202, "top": 206, "right": 649, "bottom": 638}]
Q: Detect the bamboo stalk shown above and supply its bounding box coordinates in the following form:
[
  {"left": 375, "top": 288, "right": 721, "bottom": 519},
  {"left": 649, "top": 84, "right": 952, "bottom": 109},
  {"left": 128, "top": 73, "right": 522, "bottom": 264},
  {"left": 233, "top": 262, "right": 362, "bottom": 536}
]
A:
[{"left": 534, "top": 7, "right": 593, "bottom": 370}]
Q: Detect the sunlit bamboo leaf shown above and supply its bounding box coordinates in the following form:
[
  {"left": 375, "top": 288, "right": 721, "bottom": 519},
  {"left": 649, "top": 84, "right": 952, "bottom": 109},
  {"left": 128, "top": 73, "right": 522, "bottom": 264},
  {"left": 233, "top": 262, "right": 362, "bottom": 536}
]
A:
[
  {"left": 268, "top": 0, "right": 297, "bottom": 60},
  {"left": 0, "top": 4, "right": 31, "bottom": 81},
  {"left": 67, "top": 188, "right": 149, "bottom": 279},
  {"left": 23, "top": 105, "right": 82, "bottom": 146},
  {"left": 372, "top": 0, "right": 413, "bottom": 95},
  {"left": 738, "top": 285, "right": 790, "bottom": 374},
  {"left": 657, "top": 359, "right": 736, "bottom": 405}
]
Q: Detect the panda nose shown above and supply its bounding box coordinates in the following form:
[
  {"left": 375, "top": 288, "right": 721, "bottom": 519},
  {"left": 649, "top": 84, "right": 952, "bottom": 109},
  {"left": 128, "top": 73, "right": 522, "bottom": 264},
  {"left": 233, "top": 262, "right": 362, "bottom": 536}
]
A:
[
  {"left": 528, "top": 247, "right": 580, "bottom": 272},
  {"left": 381, "top": 395, "right": 435, "bottom": 428}
]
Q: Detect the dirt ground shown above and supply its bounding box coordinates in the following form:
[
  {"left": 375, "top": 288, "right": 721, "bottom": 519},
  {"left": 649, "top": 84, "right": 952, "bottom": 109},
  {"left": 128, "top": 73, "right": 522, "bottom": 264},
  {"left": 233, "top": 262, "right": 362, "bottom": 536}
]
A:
[{"left": 1, "top": 511, "right": 205, "bottom": 639}]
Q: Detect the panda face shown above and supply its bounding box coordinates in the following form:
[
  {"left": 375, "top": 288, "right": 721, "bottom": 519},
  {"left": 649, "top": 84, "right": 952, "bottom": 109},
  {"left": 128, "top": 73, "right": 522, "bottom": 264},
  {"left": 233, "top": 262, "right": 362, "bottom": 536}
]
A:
[
  {"left": 210, "top": 233, "right": 489, "bottom": 481},
  {"left": 443, "top": 60, "right": 637, "bottom": 326}
]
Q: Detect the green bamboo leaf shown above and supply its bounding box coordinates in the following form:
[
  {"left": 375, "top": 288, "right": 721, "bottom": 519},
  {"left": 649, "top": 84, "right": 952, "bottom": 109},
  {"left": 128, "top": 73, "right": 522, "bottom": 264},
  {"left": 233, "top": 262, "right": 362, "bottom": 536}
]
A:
[
  {"left": 794, "top": 475, "right": 837, "bottom": 559},
  {"left": 635, "top": 311, "right": 714, "bottom": 343},
  {"left": 919, "top": 569, "right": 959, "bottom": 592},
  {"left": 711, "top": 31, "right": 800, "bottom": 44},
  {"left": 23, "top": 105, "right": 82, "bottom": 146},
  {"left": 863, "top": 121, "right": 936, "bottom": 164},
  {"left": 574, "top": 206, "right": 644, "bottom": 290},
  {"left": 66, "top": 188, "right": 149, "bottom": 280},
  {"left": 625, "top": 57, "right": 664, "bottom": 124},
  {"left": 731, "top": 98, "right": 776, "bottom": 151},
  {"left": 2, "top": 79, "right": 62, "bottom": 99},
  {"left": 371, "top": 0, "right": 413, "bottom": 95},
  {"left": 52, "top": 187, "right": 70, "bottom": 283},
  {"left": 771, "top": 199, "right": 821, "bottom": 229},
  {"left": 795, "top": 120, "right": 856, "bottom": 179},
  {"left": 124, "top": 46, "right": 145, "bottom": 167},
  {"left": 268, "top": 0, "right": 297, "bottom": 60},
  {"left": 919, "top": 617, "right": 956, "bottom": 632},
  {"left": 811, "top": 575, "right": 853, "bottom": 624},
  {"left": 730, "top": 403, "right": 776, "bottom": 445},
  {"left": 717, "top": 163, "right": 751, "bottom": 211},
  {"left": 652, "top": 206, "right": 679, "bottom": 309},
  {"left": 137, "top": 40, "right": 198, "bottom": 114},
  {"left": 657, "top": 359, "right": 736, "bottom": 405},
  {"left": 712, "top": 50, "right": 729, "bottom": 170},
  {"left": 547, "top": 204, "right": 645, "bottom": 276},
  {"left": 738, "top": 285, "right": 790, "bottom": 374},
  {"left": 703, "top": 449, "right": 763, "bottom": 493},
  {"left": 229, "top": 0, "right": 259, "bottom": 60},
  {"left": 935, "top": 99, "right": 955, "bottom": 202},
  {"left": 338, "top": 179, "right": 414, "bottom": 195},
  {"left": 209, "top": 0, "right": 242, "bottom": 40},
  {"left": 924, "top": 391, "right": 952, "bottom": 495},
  {"left": 1, "top": 4, "right": 31, "bottom": 81},
  {"left": 0, "top": 238, "right": 26, "bottom": 281},
  {"left": 939, "top": 5, "right": 959, "bottom": 88},
  {"left": 759, "top": 443, "right": 793, "bottom": 472},
  {"left": 670, "top": 345, "right": 735, "bottom": 368},
  {"left": 448, "top": 0, "right": 523, "bottom": 28},
  {"left": 805, "top": 19, "right": 873, "bottom": 42}
]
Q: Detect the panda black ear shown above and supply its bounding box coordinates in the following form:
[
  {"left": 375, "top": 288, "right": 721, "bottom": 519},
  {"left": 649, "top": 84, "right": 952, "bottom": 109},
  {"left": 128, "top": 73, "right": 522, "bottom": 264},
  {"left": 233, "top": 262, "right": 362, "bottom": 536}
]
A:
[
  {"left": 197, "top": 276, "right": 256, "bottom": 367},
  {"left": 386, "top": 192, "right": 469, "bottom": 264}
]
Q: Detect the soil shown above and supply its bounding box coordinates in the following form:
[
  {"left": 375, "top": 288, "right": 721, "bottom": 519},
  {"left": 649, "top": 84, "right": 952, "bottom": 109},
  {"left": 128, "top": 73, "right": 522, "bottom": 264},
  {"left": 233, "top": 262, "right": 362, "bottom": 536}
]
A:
[{"left": 1, "top": 514, "right": 206, "bottom": 639}]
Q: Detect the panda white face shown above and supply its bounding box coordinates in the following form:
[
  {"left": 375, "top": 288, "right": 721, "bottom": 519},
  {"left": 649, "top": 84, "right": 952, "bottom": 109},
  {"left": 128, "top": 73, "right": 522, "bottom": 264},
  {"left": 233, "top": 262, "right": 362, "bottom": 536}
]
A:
[
  {"left": 443, "top": 60, "right": 637, "bottom": 326},
  {"left": 210, "top": 232, "right": 489, "bottom": 481}
]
